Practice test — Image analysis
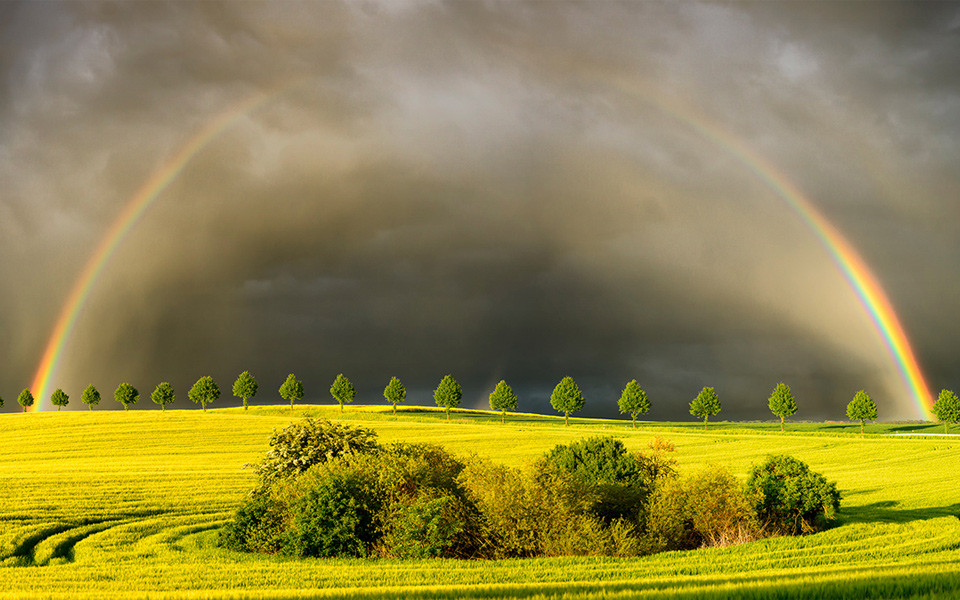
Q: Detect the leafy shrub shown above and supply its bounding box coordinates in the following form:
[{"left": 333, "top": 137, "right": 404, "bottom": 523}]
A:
[
  {"left": 381, "top": 493, "right": 470, "bottom": 559},
  {"left": 746, "top": 454, "right": 841, "bottom": 535},
  {"left": 249, "top": 418, "right": 379, "bottom": 488},
  {"left": 225, "top": 439, "right": 487, "bottom": 559},
  {"left": 633, "top": 437, "right": 679, "bottom": 484},
  {"left": 460, "top": 457, "right": 628, "bottom": 557},
  {"left": 648, "top": 465, "right": 760, "bottom": 551},
  {"left": 545, "top": 436, "right": 641, "bottom": 485},
  {"left": 544, "top": 436, "right": 651, "bottom": 523},
  {"left": 354, "top": 443, "right": 486, "bottom": 559},
  {"left": 217, "top": 490, "right": 287, "bottom": 553},
  {"left": 282, "top": 465, "right": 380, "bottom": 558}
]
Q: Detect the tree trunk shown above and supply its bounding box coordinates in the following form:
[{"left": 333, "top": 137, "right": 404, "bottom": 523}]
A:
[
  {"left": 946, "top": 422, "right": 950, "bottom": 434},
  {"left": 161, "top": 404, "right": 165, "bottom": 412},
  {"left": 124, "top": 405, "right": 128, "bottom": 411},
  {"left": 860, "top": 420, "right": 864, "bottom": 436},
  {"left": 632, "top": 416, "right": 636, "bottom": 429},
  {"left": 89, "top": 405, "right": 93, "bottom": 411},
  {"left": 393, "top": 403, "right": 396, "bottom": 414},
  {"left": 781, "top": 417, "right": 785, "bottom": 432},
  {"left": 58, "top": 406, "right": 61, "bottom": 411},
  {"left": 565, "top": 413, "right": 569, "bottom": 426},
  {"left": 704, "top": 416, "right": 708, "bottom": 431},
  {"left": 340, "top": 403, "right": 344, "bottom": 413},
  {"left": 446, "top": 408, "right": 450, "bottom": 420},
  {"left": 501, "top": 410, "right": 505, "bottom": 424}
]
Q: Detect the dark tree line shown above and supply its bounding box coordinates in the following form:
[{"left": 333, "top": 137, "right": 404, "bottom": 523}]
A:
[{"left": 6, "top": 372, "right": 960, "bottom": 433}]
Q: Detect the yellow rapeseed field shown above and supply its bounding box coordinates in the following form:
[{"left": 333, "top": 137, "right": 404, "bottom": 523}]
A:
[{"left": 0, "top": 406, "right": 957, "bottom": 599}]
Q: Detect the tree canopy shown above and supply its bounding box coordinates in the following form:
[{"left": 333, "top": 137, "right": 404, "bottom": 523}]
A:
[
  {"left": 846, "top": 390, "right": 877, "bottom": 435},
  {"left": 488, "top": 380, "right": 518, "bottom": 423},
  {"left": 279, "top": 373, "right": 304, "bottom": 409},
  {"left": 17, "top": 389, "right": 34, "bottom": 412},
  {"left": 151, "top": 382, "right": 176, "bottom": 411},
  {"left": 232, "top": 371, "right": 258, "bottom": 410},
  {"left": 383, "top": 377, "right": 406, "bottom": 414},
  {"left": 932, "top": 389, "right": 960, "bottom": 433},
  {"left": 433, "top": 375, "right": 462, "bottom": 420},
  {"left": 767, "top": 382, "right": 797, "bottom": 432},
  {"left": 690, "top": 387, "right": 721, "bottom": 430},
  {"left": 330, "top": 374, "right": 356, "bottom": 413},
  {"left": 618, "top": 380, "right": 650, "bottom": 428},
  {"left": 51, "top": 388, "right": 69, "bottom": 411},
  {"left": 114, "top": 383, "right": 139, "bottom": 411},
  {"left": 550, "top": 376, "right": 585, "bottom": 426},
  {"left": 188, "top": 376, "right": 220, "bottom": 412},
  {"left": 81, "top": 385, "right": 100, "bottom": 410}
]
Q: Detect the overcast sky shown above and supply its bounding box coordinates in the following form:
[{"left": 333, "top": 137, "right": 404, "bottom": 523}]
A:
[{"left": 2, "top": 1, "right": 959, "bottom": 419}]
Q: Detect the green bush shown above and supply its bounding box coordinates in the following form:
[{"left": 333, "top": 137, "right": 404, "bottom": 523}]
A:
[
  {"left": 282, "top": 466, "right": 380, "bottom": 558},
  {"left": 381, "top": 493, "right": 470, "bottom": 559},
  {"left": 648, "top": 465, "right": 760, "bottom": 551},
  {"left": 459, "top": 457, "right": 634, "bottom": 557},
  {"left": 746, "top": 455, "right": 841, "bottom": 535},
  {"left": 544, "top": 436, "right": 651, "bottom": 523},
  {"left": 249, "top": 418, "right": 379, "bottom": 488},
  {"left": 354, "top": 443, "right": 486, "bottom": 559},
  {"left": 545, "top": 436, "right": 641, "bottom": 485},
  {"left": 217, "top": 490, "right": 287, "bottom": 553}
]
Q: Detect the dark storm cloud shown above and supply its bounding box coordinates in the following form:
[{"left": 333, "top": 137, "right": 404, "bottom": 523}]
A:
[{"left": 2, "top": 1, "right": 958, "bottom": 419}]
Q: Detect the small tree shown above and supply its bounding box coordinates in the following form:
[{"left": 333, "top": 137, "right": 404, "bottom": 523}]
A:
[
  {"left": 846, "top": 390, "right": 877, "bottom": 436},
  {"left": 746, "top": 455, "right": 841, "bottom": 535},
  {"left": 690, "top": 386, "right": 721, "bottom": 431},
  {"left": 18, "top": 389, "right": 34, "bottom": 413},
  {"left": 383, "top": 377, "right": 406, "bottom": 414},
  {"left": 433, "top": 375, "right": 462, "bottom": 420},
  {"left": 768, "top": 382, "right": 797, "bottom": 432},
  {"left": 932, "top": 389, "right": 960, "bottom": 434},
  {"left": 330, "top": 374, "right": 356, "bottom": 413},
  {"left": 550, "top": 376, "right": 585, "bottom": 426},
  {"left": 51, "top": 388, "right": 69, "bottom": 411},
  {"left": 0, "top": 394, "right": 3, "bottom": 409},
  {"left": 233, "top": 371, "right": 258, "bottom": 411},
  {"left": 114, "top": 383, "right": 139, "bottom": 411},
  {"left": 489, "top": 380, "right": 518, "bottom": 424},
  {"left": 81, "top": 385, "right": 100, "bottom": 410},
  {"left": 151, "top": 382, "right": 176, "bottom": 411},
  {"left": 188, "top": 376, "right": 220, "bottom": 412},
  {"left": 279, "top": 373, "right": 304, "bottom": 409},
  {"left": 617, "top": 379, "right": 650, "bottom": 428}
]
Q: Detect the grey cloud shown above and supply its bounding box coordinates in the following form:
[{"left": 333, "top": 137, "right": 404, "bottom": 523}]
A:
[{"left": 2, "top": 1, "right": 958, "bottom": 420}]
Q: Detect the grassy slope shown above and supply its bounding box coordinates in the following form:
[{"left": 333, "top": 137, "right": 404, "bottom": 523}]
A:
[{"left": 0, "top": 405, "right": 958, "bottom": 599}]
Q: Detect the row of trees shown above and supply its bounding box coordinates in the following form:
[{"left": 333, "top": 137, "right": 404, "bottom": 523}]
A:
[{"left": 4, "top": 375, "right": 960, "bottom": 432}]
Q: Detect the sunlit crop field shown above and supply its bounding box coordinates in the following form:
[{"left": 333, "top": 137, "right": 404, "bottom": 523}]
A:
[{"left": 1, "top": 406, "right": 958, "bottom": 599}]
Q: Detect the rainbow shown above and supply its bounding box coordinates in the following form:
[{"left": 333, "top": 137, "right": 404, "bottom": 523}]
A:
[
  {"left": 624, "top": 84, "right": 935, "bottom": 420},
  {"left": 29, "top": 77, "right": 934, "bottom": 419},
  {"left": 29, "top": 86, "right": 286, "bottom": 410}
]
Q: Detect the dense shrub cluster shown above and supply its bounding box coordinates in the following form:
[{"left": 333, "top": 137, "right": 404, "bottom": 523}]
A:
[
  {"left": 220, "top": 420, "right": 842, "bottom": 559},
  {"left": 746, "top": 454, "right": 841, "bottom": 535}
]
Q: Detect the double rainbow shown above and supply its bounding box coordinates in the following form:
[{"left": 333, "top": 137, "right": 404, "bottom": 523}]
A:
[{"left": 29, "top": 82, "right": 934, "bottom": 419}]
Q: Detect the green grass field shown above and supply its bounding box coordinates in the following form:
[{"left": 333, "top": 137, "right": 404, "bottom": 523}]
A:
[{"left": 1, "top": 405, "right": 958, "bottom": 599}]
